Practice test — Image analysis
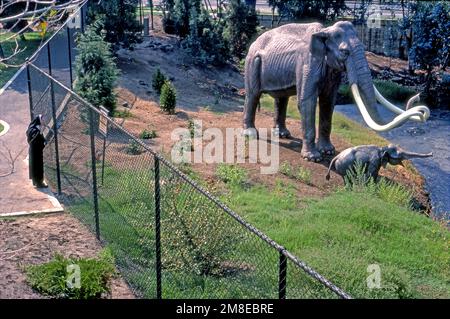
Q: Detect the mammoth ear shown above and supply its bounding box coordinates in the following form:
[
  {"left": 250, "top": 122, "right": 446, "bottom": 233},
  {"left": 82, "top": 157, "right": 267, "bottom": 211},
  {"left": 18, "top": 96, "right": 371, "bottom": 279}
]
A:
[{"left": 310, "top": 31, "right": 329, "bottom": 55}]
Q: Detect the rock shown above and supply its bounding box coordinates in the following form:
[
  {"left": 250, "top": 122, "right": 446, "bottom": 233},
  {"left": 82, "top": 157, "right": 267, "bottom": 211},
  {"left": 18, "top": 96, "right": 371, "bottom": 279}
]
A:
[
  {"left": 161, "top": 44, "right": 174, "bottom": 52},
  {"left": 406, "top": 127, "right": 426, "bottom": 136},
  {"left": 122, "top": 102, "right": 130, "bottom": 108}
]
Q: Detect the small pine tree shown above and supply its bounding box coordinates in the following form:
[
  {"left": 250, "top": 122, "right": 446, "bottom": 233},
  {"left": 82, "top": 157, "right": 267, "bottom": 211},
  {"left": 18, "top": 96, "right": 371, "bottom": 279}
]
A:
[
  {"left": 160, "top": 81, "right": 177, "bottom": 114},
  {"left": 152, "top": 68, "right": 167, "bottom": 94},
  {"left": 74, "top": 20, "right": 119, "bottom": 113}
]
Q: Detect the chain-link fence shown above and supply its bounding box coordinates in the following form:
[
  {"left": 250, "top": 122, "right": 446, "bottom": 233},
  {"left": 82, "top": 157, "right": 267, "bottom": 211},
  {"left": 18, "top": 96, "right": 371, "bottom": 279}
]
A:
[{"left": 26, "top": 61, "right": 351, "bottom": 299}]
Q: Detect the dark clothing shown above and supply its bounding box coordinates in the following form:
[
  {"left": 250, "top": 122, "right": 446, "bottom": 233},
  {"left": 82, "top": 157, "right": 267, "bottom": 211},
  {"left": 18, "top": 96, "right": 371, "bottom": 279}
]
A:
[{"left": 26, "top": 116, "right": 46, "bottom": 185}]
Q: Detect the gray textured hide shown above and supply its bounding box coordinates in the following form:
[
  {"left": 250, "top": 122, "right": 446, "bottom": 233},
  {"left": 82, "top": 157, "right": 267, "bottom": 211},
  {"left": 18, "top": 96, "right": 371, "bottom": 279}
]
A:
[
  {"left": 326, "top": 144, "right": 433, "bottom": 181},
  {"left": 243, "top": 21, "right": 383, "bottom": 162}
]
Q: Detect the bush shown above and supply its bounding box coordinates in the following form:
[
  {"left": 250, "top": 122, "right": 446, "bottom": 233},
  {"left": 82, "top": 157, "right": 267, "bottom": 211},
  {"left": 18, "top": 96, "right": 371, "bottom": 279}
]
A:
[
  {"left": 112, "top": 109, "right": 132, "bottom": 118},
  {"left": 216, "top": 164, "right": 248, "bottom": 187},
  {"left": 89, "top": 0, "right": 142, "bottom": 47},
  {"left": 223, "top": 0, "right": 259, "bottom": 58},
  {"left": 152, "top": 68, "right": 167, "bottom": 94},
  {"left": 297, "top": 167, "right": 312, "bottom": 185},
  {"left": 126, "top": 139, "right": 143, "bottom": 155},
  {"left": 140, "top": 129, "right": 157, "bottom": 139},
  {"left": 160, "top": 81, "right": 177, "bottom": 114},
  {"left": 344, "top": 161, "right": 413, "bottom": 209},
  {"left": 280, "top": 161, "right": 312, "bottom": 185},
  {"left": 26, "top": 250, "right": 116, "bottom": 299},
  {"left": 182, "top": 8, "right": 230, "bottom": 65},
  {"left": 377, "top": 178, "right": 413, "bottom": 209}
]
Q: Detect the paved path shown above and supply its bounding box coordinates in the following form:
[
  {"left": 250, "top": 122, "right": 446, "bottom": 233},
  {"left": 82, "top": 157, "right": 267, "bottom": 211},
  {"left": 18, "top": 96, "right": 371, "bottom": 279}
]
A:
[{"left": 0, "top": 70, "right": 63, "bottom": 216}]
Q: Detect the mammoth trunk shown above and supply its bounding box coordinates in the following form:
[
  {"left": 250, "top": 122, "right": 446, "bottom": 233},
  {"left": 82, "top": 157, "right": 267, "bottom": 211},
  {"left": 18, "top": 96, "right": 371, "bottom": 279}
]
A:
[{"left": 346, "top": 44, "right": 384, "bottom": 125}]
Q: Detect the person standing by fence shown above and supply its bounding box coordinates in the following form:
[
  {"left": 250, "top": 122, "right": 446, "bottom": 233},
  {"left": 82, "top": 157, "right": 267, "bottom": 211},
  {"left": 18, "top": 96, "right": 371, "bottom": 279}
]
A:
[{"left": 26, "top": 115, "right": 48, "bottom": 188}]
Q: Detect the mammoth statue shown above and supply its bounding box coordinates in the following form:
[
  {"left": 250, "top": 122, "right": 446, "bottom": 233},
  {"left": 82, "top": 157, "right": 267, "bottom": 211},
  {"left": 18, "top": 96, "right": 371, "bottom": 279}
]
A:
[
  {"left": 242, "top": 21, "right": 430, "bottom": 162},
  {"left": 325, "top": 144, "right": 433, "bottom": 181}
]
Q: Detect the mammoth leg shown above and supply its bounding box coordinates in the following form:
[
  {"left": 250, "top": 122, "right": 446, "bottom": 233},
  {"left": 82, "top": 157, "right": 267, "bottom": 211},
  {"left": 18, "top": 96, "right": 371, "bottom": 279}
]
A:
[
  {"left": 274, "top": 97, "right": 291, "bottom": 138},
  {"left": 317, "top": 96, "right": 336, "bottom": 155},
  {"left": 243, "top": 91, "right": 261, "bottom": 137},
  {"left": 243, "top": 55, "right": 262, "bottom": 138},
  {"left": 317, "top": 73, "right": 340, "bottom": 155},
  {"left": 298, "top": 67, "right": 321, "bottom": 162}
]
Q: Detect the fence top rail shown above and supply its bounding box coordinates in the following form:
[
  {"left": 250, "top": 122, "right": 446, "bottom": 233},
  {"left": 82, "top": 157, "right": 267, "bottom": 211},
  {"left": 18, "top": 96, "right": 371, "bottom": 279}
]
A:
[{"left": 28, "top": 62, "right": 351, "bottom": 299}]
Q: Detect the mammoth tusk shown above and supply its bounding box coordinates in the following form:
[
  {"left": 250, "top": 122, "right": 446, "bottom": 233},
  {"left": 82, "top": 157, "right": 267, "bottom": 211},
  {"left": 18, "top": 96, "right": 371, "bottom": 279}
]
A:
[
  {"left": 406, "top": 93, "right": 421, "bottom": 110},
  {"left": 373, "top": 85, "right": 430, "bottom": 122},
  {"left": 351, "top": 84, "right": 428, "bottom": 132}
]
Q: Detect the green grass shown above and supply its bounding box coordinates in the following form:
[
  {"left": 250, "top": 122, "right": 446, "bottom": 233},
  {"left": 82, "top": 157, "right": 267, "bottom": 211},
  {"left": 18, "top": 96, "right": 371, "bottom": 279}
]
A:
[
  {"left": 26, "top": 249, "right": 116, "bottom": 299},
  {"left": 0, "top": 122, "right": 4, "bottom": 133},
  {"left": 55, "top": 163, "right": 295, "bottom": 298},
  {"left": 0, "top": 32, "right": 46, "bottom": 87},
  {"left": 260, "top": 94, "right": 388, "bottom": 146},
  {"left": 224, "top": 181, "right": 450, "bottom": 299}
]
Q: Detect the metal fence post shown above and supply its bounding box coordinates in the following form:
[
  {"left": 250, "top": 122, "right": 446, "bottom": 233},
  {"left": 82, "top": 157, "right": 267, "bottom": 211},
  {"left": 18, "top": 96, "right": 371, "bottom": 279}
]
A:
[
  {"left": 26, "top": 62, "right": 34, "bottom": 120},
  {"left": 47, "top": 44, "right": 62, "bottom": 195},
  {"left": 66, "top": 27, "right": 73, "bottom": 88},
  {"left": 89, "top": 108, "right": 101, "bottom": 240},
  {"left": 279, "top": 251, "right": 287, "bottom": 299},
  {"left": 154, "top": 157, "right": 162, "bottom": 299}
]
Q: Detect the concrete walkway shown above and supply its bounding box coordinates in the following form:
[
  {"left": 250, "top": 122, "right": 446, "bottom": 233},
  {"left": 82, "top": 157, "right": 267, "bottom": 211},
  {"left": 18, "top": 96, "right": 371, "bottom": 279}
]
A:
[{"left": 0, "top": 70, "right": 63, "bottom": 216}]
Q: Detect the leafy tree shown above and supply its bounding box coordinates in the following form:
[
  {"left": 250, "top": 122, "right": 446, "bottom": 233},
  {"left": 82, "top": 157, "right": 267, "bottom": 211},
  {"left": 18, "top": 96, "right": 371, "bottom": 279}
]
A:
[
  {"left": 223, "top": 0, "right": 259, "bottom": 59},
  {"left": 267, "top": 0, "right": 347, "bottom": 22},
  {"left": 408, "top": 1, "right": 449, "bottom": 95},
  {"left": 74, "top": 20, "right": 119, "bottom": 113},
  {"left": 89, "top": 0, "right": 142, "bottom": 47},
  {"left": 183, "top": 7, "right": 230, "bottom": 65}
]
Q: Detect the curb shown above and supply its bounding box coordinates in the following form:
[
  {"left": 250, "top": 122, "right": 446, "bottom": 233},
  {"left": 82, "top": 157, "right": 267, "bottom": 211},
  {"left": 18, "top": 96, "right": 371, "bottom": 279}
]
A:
[{"left": 0, "top": 120, "right": 10, "bottom": 137}]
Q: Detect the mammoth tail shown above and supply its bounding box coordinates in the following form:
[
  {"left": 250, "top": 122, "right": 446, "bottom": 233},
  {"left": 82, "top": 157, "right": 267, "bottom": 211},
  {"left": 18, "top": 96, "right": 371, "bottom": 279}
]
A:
[
  {"left": 245, "top": 55, "right": 262, "bottom": 98},
  {"left": 326, "top": 156, "right": 337, "bottom": 181}
]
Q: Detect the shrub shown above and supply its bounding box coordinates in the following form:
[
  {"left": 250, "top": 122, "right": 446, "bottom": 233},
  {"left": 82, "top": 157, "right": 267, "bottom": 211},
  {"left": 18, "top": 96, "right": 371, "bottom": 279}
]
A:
[
  {"left": 152, "top": 68, "right": 167, "bottom": 94},
  {"left": 297, "top": 167, "right": 312, "bottom": 185},
  {"left": 112, "top": 109, "right": 132, "bottom": 118},
  {"left": 26, "top": 250, "right": 116, "bottom": 299},
  {"left": 89, "top": 0, "right": 142, "bottom": 47},
  {"left": 160, "top": 81, "right": 177, "bottom": 114},
  {"left": 407, "top": 1, "right": 450, "bottom": 95},
  {"left": 223, "top": 0, "right": 259, "bottom": 58},
  {"left": 343, "top": 161, "right": 413, "bottom": 209},
  {"left": 344, "top": 161, "right": 376, "bottom": 192},
  {"left": 279, "top": 161, "right": 293, "bottom": 177},
  {"left": 377, "top": 178, "right": 413, "bottom": 209},
  {"left": 126, "top": 139, "right": 143, "bottom": 155},
  {"left": 139, "top": 129, "right": 157, "bottom": 139},
  {"left": 216, "top": 164, "right": 247, "bottom": 187}
]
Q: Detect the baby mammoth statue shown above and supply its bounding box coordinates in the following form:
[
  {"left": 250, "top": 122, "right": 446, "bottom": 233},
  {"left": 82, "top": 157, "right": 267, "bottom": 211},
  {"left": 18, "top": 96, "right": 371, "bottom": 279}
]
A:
[{"left": 326, "top": 144, "right": 432, "bottom": 181}]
